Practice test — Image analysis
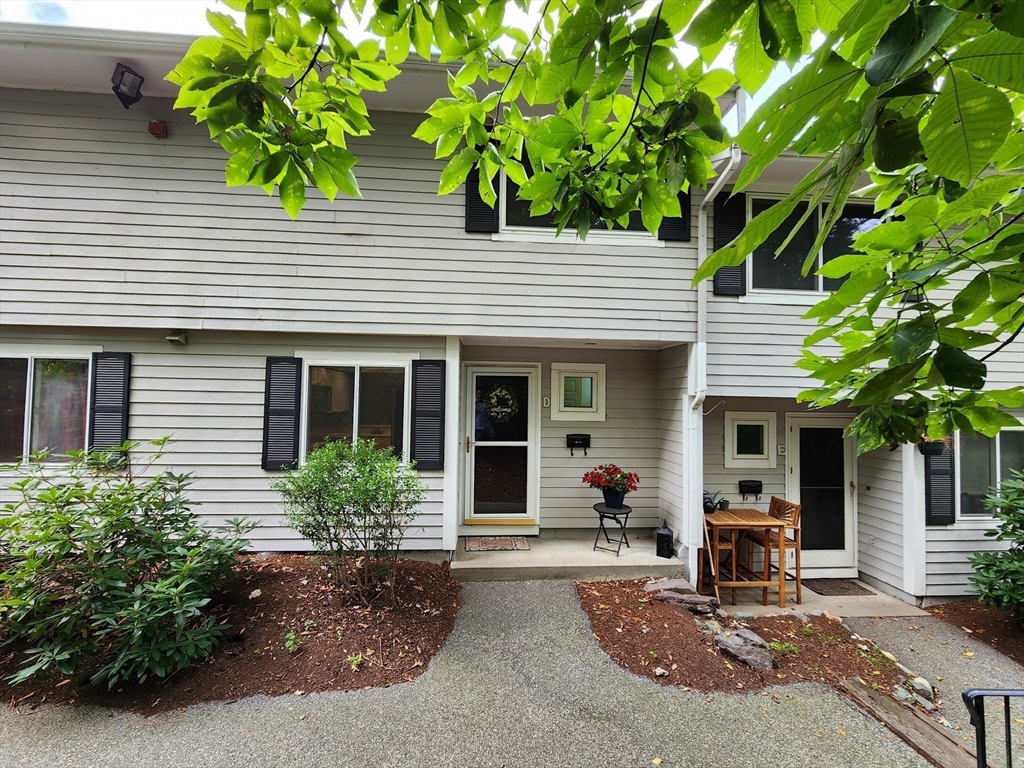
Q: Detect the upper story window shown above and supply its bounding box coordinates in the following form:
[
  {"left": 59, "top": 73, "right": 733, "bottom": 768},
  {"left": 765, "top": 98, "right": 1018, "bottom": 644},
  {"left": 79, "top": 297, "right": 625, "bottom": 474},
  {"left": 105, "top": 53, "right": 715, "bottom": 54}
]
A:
[
  {"left": 750, "top": 199, "right": 882, "bottom": 293},
  {"left": 1, "top": 355, "right": 90, "bottom": 462},
  {"left": 504, "top": 175, "right": 649, "bottom": 235},
  {"left": 304, "top": 363, "right": 408, "bottom": 458},
  {"left": 959, "top": 429, "right": 1023, "bottom": 516}
]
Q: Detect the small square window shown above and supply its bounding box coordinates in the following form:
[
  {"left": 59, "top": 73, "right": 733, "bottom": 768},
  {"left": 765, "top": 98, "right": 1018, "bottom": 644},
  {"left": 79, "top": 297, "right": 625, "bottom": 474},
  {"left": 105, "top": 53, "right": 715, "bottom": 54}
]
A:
[
  {"left": 724, "top": 411, "right": 777, "bottom": 468},
  {"left": 550, "top": 363, "right": 605, "bottom": 421}
]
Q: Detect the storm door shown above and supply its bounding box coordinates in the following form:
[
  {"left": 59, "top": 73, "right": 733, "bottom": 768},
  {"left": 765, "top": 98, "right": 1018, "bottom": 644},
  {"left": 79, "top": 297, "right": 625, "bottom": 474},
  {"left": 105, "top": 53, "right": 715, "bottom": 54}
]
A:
[
  {"left": 464, "top": 365, "right": 539, "bottom": 525},
  {"left": 787, "top": 416, "right": 856, "bottom": 572}
]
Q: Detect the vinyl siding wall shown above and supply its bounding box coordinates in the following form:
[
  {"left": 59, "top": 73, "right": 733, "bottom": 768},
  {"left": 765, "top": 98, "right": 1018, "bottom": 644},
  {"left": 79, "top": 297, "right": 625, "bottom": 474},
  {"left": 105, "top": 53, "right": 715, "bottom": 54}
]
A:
[
  {"left": 0, "top": 87, "right": 697, "bottom": 343},
  {"left": 856, "top": 448, "right": 905, "bottom": 593},
  {"left": 462, "top": 346, "right": 667, "bottom": 531},
  {"left": 0, "top": 328, "right": 447, "bottom": 550},
  {"left": 657, "top": 344, "right": 689, "bottom": 549}
]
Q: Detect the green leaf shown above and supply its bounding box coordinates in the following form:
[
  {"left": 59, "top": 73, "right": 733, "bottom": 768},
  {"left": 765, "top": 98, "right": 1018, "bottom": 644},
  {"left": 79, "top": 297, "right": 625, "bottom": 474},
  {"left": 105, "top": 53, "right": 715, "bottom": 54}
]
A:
[
  {"left": 919, "top": 68, "right": 1015, "bottom": 185},
  {"left": 951, "top": 272, "right": 990, "bottom": 316},
  {"left": 933, "top": 343, "right": 987, "bottom": 389},
  {"left": 878, "top": 69, "right": 935, "bottom": 99},
  {"left": 759, "top": 0, "right": 803, "bottom": 62},
  {"left": 438, "top": 147, "right": 480, "bottom": 195},
  {"left": 865, "top": 5, "right": 956, "bottom": 87},
  {"left": 313, "top": 146, "right": 361, "bottom": 198},
  {"left": 205, "top": 10, "right": 248, "bottom": 48},
  {"left": 244, "top": 10, "right": 271, "bottom": 51},
  {"left": 851, "top": 358, "right": 928, "bottom": 406},
  {"left": 299, "top": 0, "right": 337, "bottom": 26},
  {"left": 949, "top": 29, "right": 1024, "bottom": 93},
  {"left": 892, "top": 321, "right": 936, "bottom": 364},
  {"left": 873, "top": 113, "right": 925, "bottom": 172},
  {"left": 735, "top": 7, "right": 776, "bottom": 92},
  {"left": 685, "top": 0, "right": 756, "bottom": 48},
  {"left": 249, "top": 151, "right": 289, "bottom": 185},
  {"left": 279, "top": 160, "right": 307, "bottom": 219}
]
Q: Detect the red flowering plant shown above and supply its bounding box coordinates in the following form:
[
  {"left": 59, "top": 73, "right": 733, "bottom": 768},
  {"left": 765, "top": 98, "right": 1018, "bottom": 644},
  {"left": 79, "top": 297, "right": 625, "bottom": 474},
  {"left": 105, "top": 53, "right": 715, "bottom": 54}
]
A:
[{"left": 581, "top": 464, "right": 639, "bottom": 493}]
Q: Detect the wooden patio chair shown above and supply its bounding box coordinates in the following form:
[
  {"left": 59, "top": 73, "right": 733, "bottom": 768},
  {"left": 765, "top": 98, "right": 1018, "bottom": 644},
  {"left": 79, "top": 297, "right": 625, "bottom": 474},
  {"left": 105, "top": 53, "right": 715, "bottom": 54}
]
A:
[{"left": 744, "top": 496, "right": 802, "bottom": 605}]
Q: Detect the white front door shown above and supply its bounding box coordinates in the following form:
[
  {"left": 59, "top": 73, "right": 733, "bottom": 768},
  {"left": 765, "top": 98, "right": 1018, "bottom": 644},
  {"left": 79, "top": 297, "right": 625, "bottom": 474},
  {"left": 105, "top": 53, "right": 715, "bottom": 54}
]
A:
[
  {"left": 463, "top": 364, "right": 540, "bottom": 527},
  {"left": 786, "top": 415, "right": 857, "bottom": 574}
]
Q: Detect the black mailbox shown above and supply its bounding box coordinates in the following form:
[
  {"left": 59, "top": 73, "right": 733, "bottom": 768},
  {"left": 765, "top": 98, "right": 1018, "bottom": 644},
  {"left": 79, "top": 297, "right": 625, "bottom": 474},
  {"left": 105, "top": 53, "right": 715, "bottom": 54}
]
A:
[
  {"left": 738, "top": 480, "right": 763, "bottom": 501},
  {"left": 566, "top": 434, "right": 590, "bottom": 456}
]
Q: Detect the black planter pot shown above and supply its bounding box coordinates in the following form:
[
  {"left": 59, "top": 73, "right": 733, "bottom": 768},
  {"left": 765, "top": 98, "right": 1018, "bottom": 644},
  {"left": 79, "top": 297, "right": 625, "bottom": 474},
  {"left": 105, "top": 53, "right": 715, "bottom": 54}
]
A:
[
  {"left": 602, "top": 489, "right": 626, "bottom": 509},
  {"left": 917, "top": 440, "right": 947, "bottom": 456}
]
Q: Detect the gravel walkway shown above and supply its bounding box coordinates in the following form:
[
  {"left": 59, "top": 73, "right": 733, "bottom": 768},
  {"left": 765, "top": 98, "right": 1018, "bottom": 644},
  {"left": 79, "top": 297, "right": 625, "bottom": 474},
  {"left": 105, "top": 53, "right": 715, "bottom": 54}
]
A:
[
  {"left": 0, "top": 581, "right": 929, "bottom": 768},
  {"left": 845, "top": 615, "right": 1024, "bottom": 767}
]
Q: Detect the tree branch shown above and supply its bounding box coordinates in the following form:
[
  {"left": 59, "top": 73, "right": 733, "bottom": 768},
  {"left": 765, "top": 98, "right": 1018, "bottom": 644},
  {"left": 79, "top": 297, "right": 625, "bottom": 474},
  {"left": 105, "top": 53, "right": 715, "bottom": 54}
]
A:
[
  {"left": 288, "top": 32, "right": 327, "bottom": 94},
  {"left": 980, "top": 317, "right": 1024, "bottom": 362}
]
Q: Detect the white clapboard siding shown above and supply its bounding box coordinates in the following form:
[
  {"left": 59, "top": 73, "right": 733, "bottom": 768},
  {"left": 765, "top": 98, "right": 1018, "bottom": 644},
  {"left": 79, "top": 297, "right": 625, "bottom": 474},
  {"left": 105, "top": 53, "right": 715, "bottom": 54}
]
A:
[
  {"left": 856, "top": 448, "right": 905, "bottom": 592},
  {"left": 463, "top": 346, "right": 664, "bottom": 530},
  {"left": 703, "top": 198, "right": 1024, "bottom": 398},
  {"left": 657, "top": 345, "right": 689, "bottom": 542},
  {"left": 0, "top": 88, "right": 698, "bottom": 342},
  {"left": 924, "top": 526, "right": 1010, "bottom": 597},
  {"left": 0, "top": 328, "right": 447, "bottom": 551}
]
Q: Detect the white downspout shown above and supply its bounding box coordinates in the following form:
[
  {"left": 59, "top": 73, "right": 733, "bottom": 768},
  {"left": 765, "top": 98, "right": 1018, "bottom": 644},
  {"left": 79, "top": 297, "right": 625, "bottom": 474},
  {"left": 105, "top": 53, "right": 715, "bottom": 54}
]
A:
[{"left": 684, "top": 124, "right": 742, "bottom": 581}]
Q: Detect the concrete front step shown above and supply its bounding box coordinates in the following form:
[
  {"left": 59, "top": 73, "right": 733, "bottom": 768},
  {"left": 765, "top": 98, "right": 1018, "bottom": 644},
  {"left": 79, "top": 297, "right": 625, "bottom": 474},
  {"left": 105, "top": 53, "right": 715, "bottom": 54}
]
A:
[{"left": 450, "top": 535, "right": 685, "bottom": 582}]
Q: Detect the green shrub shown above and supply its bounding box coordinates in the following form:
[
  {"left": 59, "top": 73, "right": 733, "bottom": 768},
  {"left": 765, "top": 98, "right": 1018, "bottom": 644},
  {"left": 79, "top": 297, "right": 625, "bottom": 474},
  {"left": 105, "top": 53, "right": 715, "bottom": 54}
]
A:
[
  {"left": 969, "top": 469, "right": 1024, "bottom": 616},
  {"left": 0, "top": 440, "right": 252, "bottom": 688},
  {"left": 273, "top": 438, "right": 426, "bottom": 606}
]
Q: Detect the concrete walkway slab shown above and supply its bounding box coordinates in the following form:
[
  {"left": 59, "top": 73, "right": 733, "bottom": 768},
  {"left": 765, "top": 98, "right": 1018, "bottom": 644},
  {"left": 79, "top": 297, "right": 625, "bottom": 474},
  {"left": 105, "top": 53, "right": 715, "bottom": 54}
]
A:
[
  {"left": 451, "top": 534, "right": 685, "bottom": 581},
  {"left": 720, "top": 581, "right": 929, "bottom": 619},
  {"left": 0, "top": 581, "right": 931, "bottom": 768}
]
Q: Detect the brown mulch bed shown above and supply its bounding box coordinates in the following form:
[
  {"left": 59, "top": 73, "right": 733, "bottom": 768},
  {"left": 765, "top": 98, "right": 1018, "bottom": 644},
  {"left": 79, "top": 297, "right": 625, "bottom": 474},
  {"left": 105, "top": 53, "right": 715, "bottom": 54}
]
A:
[
  {"left": 926, "top": 599, "right": 1023, "bottom": 664},
  {"left": 576, "top": 579, "right": 903, "bottom": 695},
  {"left": 2, "top": 554, "right": 461, "bottom": 715}
]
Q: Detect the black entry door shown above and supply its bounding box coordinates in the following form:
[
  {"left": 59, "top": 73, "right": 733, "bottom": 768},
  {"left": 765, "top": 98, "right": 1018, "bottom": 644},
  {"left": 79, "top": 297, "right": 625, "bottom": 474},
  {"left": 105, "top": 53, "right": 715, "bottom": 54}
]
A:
[{"left": 799, "top": 427, "right": 846, "bottom": 551}]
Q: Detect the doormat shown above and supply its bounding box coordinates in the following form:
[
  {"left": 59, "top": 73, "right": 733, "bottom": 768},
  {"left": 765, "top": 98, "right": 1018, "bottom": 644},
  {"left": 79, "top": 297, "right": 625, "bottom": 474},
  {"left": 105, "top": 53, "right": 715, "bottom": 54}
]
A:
[
  {"left": 464, "top": 536, "right": 531, "bottom": 552},
  {"left": 803, "top": 579, "right": 874, "bottom": 596}
]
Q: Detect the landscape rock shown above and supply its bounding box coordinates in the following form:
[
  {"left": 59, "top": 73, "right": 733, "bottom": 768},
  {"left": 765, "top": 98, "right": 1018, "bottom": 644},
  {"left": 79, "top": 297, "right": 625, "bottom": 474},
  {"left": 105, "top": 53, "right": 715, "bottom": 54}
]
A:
[
  {"left": 908, "top": 676, "right": 934, "bottom": 701},
  {"left": 715, "top": 630, "right": 773, "bottom": 670},
  {"left": 654, "top": 667, "right": 669, "bottom": 677},
  {"left": 644, "top": 578, "right": 696, "bottom": 595},
  {"left": 892, "top": 686, "right": 916, "bottom": 705},
  {"left": 652, "top": 591, "right": 719, "bottom": 614},
  {"left": 880, "top": 650, "right": 897, "bottom": 662},
  {"left": 822, "top": 610, "right": 841, "bottom": 623},
  {"left": 896, "top": 662, "right": 915, "bottom": 677},
  {"left": 789, "top": 611, "right": 810, "bottom": 623},
  {"left": 696, "top": 619, "right": 723, "bottom": 635},
  {"left": 730, "top": 611, "right": 755, "bottom": 621},
  {"left": 912, "top": 693, "right": 937, "bottom": 712}
]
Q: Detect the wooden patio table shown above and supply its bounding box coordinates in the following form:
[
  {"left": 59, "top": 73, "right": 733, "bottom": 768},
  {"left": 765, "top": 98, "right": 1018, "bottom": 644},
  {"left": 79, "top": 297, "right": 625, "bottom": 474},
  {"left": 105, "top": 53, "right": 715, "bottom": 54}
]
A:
[{"left": 704, "top": 507, "right": 792, "bottom": 608}]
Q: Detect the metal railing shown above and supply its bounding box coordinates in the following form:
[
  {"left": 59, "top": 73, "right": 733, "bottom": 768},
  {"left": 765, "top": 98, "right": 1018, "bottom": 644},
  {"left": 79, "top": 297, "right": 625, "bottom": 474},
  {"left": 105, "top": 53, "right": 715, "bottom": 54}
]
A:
[{"left": 962, "top": 689, "right": 1024, "bottom": 768}]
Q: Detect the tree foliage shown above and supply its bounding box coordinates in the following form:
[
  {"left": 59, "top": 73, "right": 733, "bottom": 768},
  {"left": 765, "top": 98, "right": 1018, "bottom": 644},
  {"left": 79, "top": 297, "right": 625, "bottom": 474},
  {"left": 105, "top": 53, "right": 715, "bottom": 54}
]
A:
[{"left": 173, "top": 0, "right": 1024, "bottom": 450}]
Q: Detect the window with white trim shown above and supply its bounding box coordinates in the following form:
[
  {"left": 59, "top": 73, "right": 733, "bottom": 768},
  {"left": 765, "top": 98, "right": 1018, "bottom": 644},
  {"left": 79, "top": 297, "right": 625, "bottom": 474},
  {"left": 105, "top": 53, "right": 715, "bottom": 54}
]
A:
[
  {"left": 749, "top": 198, "right": 883, "bottom": 292},
  {"left": 1, "top": 355, "right": 91, "bottom": 462},
  {"left": 304, "top": 364, "right": 408, "bottom": 457},
  {"left": 959, "top": 429, "right": 1024, "bottom": 516},
  {"left": 724, "top": 411, "right": 777, "bottom": 468},
  {"left": 549, "top": 363, "right": 606, "bottom": 422}
]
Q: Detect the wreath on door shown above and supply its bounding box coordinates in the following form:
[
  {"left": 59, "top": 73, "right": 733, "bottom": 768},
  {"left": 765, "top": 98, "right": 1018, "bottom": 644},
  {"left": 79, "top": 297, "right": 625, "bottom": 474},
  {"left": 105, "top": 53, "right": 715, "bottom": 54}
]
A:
[{"left": 484, "top": 384, "right": 519, "bottom": 423}]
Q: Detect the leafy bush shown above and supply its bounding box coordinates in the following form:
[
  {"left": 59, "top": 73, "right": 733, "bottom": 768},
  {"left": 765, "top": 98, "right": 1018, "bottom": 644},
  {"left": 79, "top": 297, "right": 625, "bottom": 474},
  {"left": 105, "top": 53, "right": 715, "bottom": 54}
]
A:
[
  {"left": 0, "top": 440, "right": 252, "bottom": 687},
  {"left": 273, "top": 438, "right": 426, "bottom": 606},
  {"left": 969, "top": 469, "right": 1024, "bottom": 616}
]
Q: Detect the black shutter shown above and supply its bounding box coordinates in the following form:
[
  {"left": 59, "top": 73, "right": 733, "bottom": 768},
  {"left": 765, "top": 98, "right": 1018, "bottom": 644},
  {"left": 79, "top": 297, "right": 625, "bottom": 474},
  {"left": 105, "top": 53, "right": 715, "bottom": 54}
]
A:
[
  {"left": 465, "top": 166, "right": 499, "bottom": 233},
  {"left": 713, "top": 191, "right": 747, "bottom": 296},
  {"left": 925, "top": 441, "right": 955, "bottom": 525},
  {"left": 658, "top": 191, "right": 691, "bottom": 241},
  {"left": 262, "top": 357, "right": 302, "bottom": 471},
  {"left": 410, "top": 360, "right": 445, "bottom": 470},
  {"left": 88, "top": 352, "right": 131, "bottom": 451}
]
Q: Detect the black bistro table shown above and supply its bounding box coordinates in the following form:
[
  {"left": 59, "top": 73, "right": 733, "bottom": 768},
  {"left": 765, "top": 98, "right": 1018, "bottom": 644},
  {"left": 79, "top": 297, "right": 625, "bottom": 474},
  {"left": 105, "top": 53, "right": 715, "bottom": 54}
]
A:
[{"left": 593, "top": 503, "right": 632, "bottom": 556}]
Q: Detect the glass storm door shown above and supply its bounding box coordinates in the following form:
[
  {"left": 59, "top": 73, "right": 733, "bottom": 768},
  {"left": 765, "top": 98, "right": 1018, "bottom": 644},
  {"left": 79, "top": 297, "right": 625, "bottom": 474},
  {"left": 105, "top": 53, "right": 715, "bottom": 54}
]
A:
[
  {"left": 465, "top": 367, "right": 537, "bottom": 524},
  {"left": 787, "top": 416, "right": 856, "bottom": 571}
]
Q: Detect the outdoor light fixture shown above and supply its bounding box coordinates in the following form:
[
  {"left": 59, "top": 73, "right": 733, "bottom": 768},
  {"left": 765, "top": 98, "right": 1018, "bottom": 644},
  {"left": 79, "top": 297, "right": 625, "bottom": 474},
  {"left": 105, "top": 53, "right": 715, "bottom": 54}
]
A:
[{"left": 111, "top": 63, "right": 144, "bottom": 109}]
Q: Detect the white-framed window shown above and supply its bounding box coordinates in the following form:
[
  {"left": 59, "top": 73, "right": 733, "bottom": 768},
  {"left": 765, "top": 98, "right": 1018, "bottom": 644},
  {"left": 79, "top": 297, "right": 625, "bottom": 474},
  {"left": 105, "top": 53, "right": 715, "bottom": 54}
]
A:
[
  {"left": 957, "top": 428, "right": 1024, "bottom": 517},
  {"left": 748, "top": 197, "right": 883, "bottom": 293},
  {"left": 496, "top": 173, "right": 663, "bottom": 247},
  {"left": 549, "top": 363, "right": 606, "bottom": 422},
  {"left": 724, "top": 411, "right": 777, "bottom": 468},
  {"left": 1, "top": 350, "right": 95, "bottom": 463},
  {"left": 300, "top": 359, "right": 411, "bottom": 460}
]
